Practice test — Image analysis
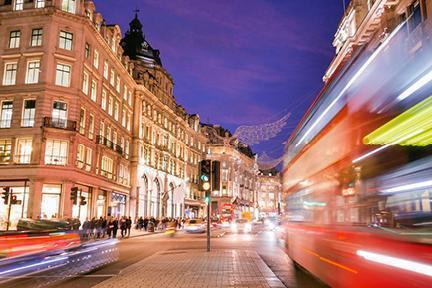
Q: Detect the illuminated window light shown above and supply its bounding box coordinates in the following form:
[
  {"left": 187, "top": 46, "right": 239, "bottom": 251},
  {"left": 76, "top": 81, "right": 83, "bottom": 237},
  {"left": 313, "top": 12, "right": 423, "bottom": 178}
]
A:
[
  {"left": 296, "top": 22, "right": 405, "bottom": 147},
  {"left": 397, "top": 69, "right": 432, "bottom": 101},
  {"left": 357, "top": 250, "right": 432, "bottom": 277}
]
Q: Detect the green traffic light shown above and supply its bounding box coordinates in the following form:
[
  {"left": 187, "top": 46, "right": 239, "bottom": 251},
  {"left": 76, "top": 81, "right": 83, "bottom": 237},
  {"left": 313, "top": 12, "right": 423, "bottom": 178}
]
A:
[{"left": 201, "top": 175, "right": 209, "bottom": 182}]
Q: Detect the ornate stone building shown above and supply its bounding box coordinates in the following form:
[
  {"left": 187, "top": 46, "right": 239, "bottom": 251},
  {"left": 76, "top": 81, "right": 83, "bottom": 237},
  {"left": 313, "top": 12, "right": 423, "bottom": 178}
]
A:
[
  {"left": 121, "top": 14, "right": 208, "bottom": 219},
  {"left": 0, "top": 0, "right": 207, "bottom": 229},
  {"left": 201, "top": 124, "right": 259, "bottom": 218}
]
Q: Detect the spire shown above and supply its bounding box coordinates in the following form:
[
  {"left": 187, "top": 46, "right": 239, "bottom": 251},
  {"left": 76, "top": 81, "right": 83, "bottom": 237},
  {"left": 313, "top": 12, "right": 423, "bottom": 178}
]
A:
[
  {"left": 129, "top": 9, "right": 143, "bottom": 33},
  {"left": 121, "top": 12, "right": 163, "bottom": 66}
]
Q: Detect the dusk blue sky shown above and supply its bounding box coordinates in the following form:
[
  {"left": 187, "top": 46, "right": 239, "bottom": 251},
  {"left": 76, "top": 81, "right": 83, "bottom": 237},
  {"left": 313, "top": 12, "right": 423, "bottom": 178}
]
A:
[{"left": 94, "top": 0, "right": 344, "bottom": 158}]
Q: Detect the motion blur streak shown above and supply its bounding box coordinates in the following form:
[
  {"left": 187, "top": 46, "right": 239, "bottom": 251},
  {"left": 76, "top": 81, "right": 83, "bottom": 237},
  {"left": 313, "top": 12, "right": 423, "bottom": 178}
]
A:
[
  {"left": 0, "top": 257, "right": 68, "bottom": 275},
  {"left": 397, "top": 69, "right": 432, "bottom": 101},
  {"left": 352, "top": 129, "right": 423, "bottom": 163},
  {"left": 382, "top": 180, "right": 432, "bottom": 193},
  {"left": 357, "top": 250, "right": 432, "bottom": 277},
  {"left": 304, "top": 248, "right": 358, "bottom": 274},
  {"left": 295, "top": 21, "right": 405, "bottom": 147}
]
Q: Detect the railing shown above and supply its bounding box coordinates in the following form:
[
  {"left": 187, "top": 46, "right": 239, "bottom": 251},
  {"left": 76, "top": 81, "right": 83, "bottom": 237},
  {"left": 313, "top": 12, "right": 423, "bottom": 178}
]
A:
[
  {"left": 96, "top": 135, "right": 124, "bottom": 156},
  {"left": 45, "top": 155, "right": 67, "bottom": 166},
  {"left": 43, "top": 117, "right": 77, "bottom": 131}
]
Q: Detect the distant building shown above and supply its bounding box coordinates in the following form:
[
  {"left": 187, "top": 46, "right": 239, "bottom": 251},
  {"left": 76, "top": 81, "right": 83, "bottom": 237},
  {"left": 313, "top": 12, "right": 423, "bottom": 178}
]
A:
[
  {"left": 256, "top": 170, "right": 282, "bottom": 217},
  {"left": 201, "top": 124, "right": 259, "bottom": 218}
]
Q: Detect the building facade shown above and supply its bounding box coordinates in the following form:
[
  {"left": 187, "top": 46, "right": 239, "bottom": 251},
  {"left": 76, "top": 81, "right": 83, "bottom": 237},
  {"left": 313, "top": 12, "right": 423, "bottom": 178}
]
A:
[
  {"left": 0, "top": 0, "right": 207, "bottom": 230},
  {"left": 256, "top": 172, "right": 282, "bottom": 217},
  {"left": 202, "top": 125, "right": 259, "bottom": 219}
]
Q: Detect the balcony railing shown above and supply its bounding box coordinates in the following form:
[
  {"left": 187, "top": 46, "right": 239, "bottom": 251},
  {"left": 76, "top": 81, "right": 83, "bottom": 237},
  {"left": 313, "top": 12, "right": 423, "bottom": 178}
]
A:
[
  {"left": 96, "top": 135, "right": 124, "bottom": 156},
  {"left": 43, "top": 117, "right": 77, "bottom": 131}
]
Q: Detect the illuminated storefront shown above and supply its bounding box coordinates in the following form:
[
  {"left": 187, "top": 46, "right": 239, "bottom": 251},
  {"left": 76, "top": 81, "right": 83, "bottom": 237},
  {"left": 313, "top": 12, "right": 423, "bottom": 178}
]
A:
[{"left": 0, "top": 180, "right": 29, "bottom": 230}]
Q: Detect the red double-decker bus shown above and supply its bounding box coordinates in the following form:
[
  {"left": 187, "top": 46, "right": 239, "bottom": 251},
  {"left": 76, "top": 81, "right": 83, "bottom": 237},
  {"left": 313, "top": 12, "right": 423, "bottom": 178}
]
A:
[{"left": 282, "top": 18, "right": 432, "bottom": 288}]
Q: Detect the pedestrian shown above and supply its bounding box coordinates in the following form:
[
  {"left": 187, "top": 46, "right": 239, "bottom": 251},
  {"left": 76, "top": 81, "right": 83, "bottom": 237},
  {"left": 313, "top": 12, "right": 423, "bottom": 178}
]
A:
[
  {"left": 112, "top": 217, "right": 119, "bottom": 239},
  {"left": 144, "top": 217, "right": 149, "bottom": 231},
  {"left": 107, "top": 218, "right": 113, "bottom": 238},
  {"left": 102, "top": 217, "right": 107, "bottom": 238},
  {"left": 120, "top": 216, "right": 127, "bottom": 238},
  {"left": 138, "top": 216, "right": 144, "bottom": 230},
  {"left": 82, "top": 218, "right": 90, "bottom": 239},
  {"left": 126, "top": 216, "right": 132, "bottom": 237},
  {"left": 96, "top": 217, "right": 102, "bottom": 238},
  {"left": 90, "top": 217, "right": 96, "bottom": 238}
]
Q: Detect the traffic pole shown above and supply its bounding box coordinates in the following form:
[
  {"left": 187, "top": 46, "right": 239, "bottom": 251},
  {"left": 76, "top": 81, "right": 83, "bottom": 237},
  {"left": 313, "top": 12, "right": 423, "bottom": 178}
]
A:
[{"left": 207, "top": 194, "right": 211, "bottom": 252}]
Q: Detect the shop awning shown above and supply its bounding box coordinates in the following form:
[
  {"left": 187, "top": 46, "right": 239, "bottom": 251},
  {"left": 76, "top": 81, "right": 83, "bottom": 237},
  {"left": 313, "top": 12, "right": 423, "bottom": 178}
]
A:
[{"left": 364, "top": 96, "right": 432, "bottom": 147}]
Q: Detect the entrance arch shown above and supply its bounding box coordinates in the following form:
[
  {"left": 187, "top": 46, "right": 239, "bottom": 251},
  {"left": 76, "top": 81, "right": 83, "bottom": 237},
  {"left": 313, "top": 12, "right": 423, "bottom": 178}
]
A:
[{"left": 152, "top": 178, "right": 161, "bottom": 217}]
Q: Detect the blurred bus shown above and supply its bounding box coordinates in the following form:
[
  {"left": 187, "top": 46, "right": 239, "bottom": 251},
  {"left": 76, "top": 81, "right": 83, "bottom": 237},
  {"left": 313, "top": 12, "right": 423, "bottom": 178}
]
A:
[{"left": 282, "top": 12, "right": 432, "bottom": 288}]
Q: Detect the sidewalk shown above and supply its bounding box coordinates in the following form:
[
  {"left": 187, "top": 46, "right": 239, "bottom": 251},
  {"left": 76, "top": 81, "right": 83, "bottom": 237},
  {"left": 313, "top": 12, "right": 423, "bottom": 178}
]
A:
[
  {"left": 127, "top": 228, "right": 164, "bottom": 238},
  {"left": 94, "top": 249, "right": 285, "bottom": 288}
]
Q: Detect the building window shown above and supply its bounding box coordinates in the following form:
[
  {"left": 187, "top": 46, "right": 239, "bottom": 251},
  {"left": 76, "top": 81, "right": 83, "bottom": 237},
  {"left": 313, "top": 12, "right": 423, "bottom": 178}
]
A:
[
  {"left": 14, "top": 0, "right": 23, "bottom": 10},
  {"left": 85, "top": 43, "right": 90, "bottom": 59},
  {"left": 113, "top": 131, "right": 117, "bottom": 146},
  {"left": 128, "top": 91, "right": 132, "bottom": 106},
  {"left": 101, "top": 156, "right": 113, "bottom": 179},
  {"left": 409, "top": 1, "right": 422, "bottom": 27},
  {"left": 22, "top": 99, "right": 36, "bottom": 127},
  {"left": 79, "top": 108, "right": 85, "bottom": 134},
  {"left": 114, "top": 101, "right": 119, "bottom": 121},
  {"left": 52, "top": 101, "right": 67, "bottom": 128},
  {"left": 8, "top": 30, "right": 20, "bottom": 49},
  {"left": 121, "top": 108, "right": 126, "bottom": 127},
  {"left": 0, "top": 139, "right": 12, "bottom": 163},
  {"left": 110, "top": 70, "right": 115, "bottom": 86},
  {"left": 125, "top": 140, "right": 130, "bottom": 159},
  {"left": 88, "top": 113, "right": 94, "bottom": 140},
  {"left": 108, "top": 96, "right": 113, "bottom": 115},
  {"left": 99, "top": 121, "right": 105, "bottom": 137},
  {"left": 0, "top": 101, "right": 13, "bottom": 128},
  {"left": 101, "top": 89, "right": 107, "bottom": 110},
  {"left": 41, "top": 184, "right": 61, "bottom": 220},
  {"left": 35, "top": 0, "right": 45, "bottom": 8},
  {"left": 106, "top": 126, "right": 111, "bottom": 141},
  {"left": 127, "top": 113, "right": 131, "bottom": 131},
  {"left": 123, "top": 86, "right": 128, "bottom": 100},
  {"left": 3, "top": 63, "right": 17, "bottom": 86},
  {"left": 85, "top": 147, "right": 92, "bottom": 171},
  {"left": 61, "top": 0, "right": 76, "bottom": 13},
  {"left": 25, "top": 60, "right": 40, "bottom": 84},
  {"left": 45, "top": 139, "right": 68, "bottom": 165},
  {"left": 59, "top": 31, "right": 73, "bottom": 50},
  {"left": 90, "top": 80, "right": 97, "bottom": 101},
  {"left": 55, "top": 63, "right": 71, "bottom": 87},
  {"left": 77, "top": 144, "right": 84, "bottom": 168},
  {"left": 103, "top": 60, "right": 109, "bottom": 79},
  {"left": 82, "top": 72, "right": 89, "bottom": 94},
  {"left": 30, "top": 28, "right": 43, "bottom": 47},
  {"left": 93, "top": 50, "right": 99, "bottom": 68},
  {"left": 116, "top": 76, "right": 120, "bottom": 93},
  {"left": 15, "top": 138, "right": 32, "bottom": 164}
]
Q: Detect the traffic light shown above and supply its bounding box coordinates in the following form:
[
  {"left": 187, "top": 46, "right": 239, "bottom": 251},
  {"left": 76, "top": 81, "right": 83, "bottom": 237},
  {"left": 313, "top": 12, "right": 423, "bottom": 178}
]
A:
[
  {"left": 199, "top": 160, "right": 211, "bottom": 191},
  {"left": 204, "top": 191, "right": 210, "bottom": 204},
  {"left": 79, "top": 196, "right": 87, "bottom": 206},
  {"left": 70, "top": 187, "right": 78, "bottom": 205},
  {"left": 2, "top": 187, "right": 10, "bottom": 205},
  {"left": 10, "top": 194, "right": 19, "bottom": 205},
  {"left": 212, "top": 160, "right": 220, "bottom": 191}
]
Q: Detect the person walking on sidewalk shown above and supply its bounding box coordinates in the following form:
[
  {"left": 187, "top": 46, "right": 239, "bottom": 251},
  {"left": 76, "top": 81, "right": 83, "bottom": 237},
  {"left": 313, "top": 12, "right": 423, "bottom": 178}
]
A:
[
  {"left": 112, "top": 217, "right": 119, "bottom": 239},
  {"left": 101, "top": 217, "right": 107, "bottom": 238},
  {"left": 126, "top": 216, "right": 132, "bottom": 237},
  {"left": 120, "top": 216, "right": 127, "bottom": 238},
  {"left": 107, "top": 218, "right": 113, "bottom": 238},
  {"left": 144, "top": 217, "right": 149, "bottom": 231}
]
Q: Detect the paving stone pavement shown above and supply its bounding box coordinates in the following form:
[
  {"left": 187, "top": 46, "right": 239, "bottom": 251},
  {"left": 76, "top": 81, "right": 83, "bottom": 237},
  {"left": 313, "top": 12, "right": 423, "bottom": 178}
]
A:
[{"left": 93, "top": 249, "right": 286, "bottom": 288}]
